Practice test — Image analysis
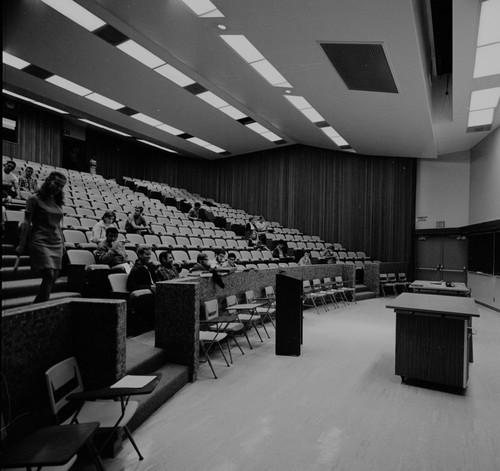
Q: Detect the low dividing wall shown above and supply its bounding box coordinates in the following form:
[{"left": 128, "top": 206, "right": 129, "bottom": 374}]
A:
[
  {"left": 155, "top": 264, "right": 355, "bottom": 381},
  {"left": 1, "top": 298, "right": 127, "bottom": 440}
]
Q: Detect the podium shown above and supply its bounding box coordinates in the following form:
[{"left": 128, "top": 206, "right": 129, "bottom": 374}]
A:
[{"left": 275, "top": 274, "right": 303, "bottom": 356}]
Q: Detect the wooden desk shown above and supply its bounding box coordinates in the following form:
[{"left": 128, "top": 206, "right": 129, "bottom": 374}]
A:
[
  {"left": 386, "top": 293, "right": 479, "bottom": 389},
  {"left": 409, "top": 280, "right": 471, "bottom": 297},
  {"left": 0, "top": 422, "right": 103, "bottom": 470}
]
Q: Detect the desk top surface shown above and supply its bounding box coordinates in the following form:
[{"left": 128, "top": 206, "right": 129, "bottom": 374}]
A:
[
  {"left": 229, "top": 302, "right": 266, "bottom": 310},
  {"left": 386, "top": 293, "right": 480, "bottom": 317},
  {"left": 409, "top": 280, "right": 470, "bottom": 293},
  {"left": 1, "top": 422, "right": 99, "bottom": 467}
]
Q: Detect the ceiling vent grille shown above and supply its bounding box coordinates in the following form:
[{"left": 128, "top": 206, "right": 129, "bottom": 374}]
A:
[{"left": 320, "top": 42, "right": 398, "bottom": 93}]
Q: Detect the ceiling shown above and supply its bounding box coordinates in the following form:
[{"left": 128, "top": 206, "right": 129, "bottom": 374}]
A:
[{"left": 3, "top": 0, "right": 499, "bottom": 160}]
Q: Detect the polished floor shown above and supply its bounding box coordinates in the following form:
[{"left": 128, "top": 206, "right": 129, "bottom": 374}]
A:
[{"left": 99, "top": 296, "right": 499, "bottom": 471}]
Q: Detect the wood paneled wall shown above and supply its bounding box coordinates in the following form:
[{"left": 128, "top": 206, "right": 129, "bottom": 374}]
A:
[
  {"left": 2, "top": 102, "right": 416, "bottom": 262},
  {"left": 2, "top": 100, "right": 62, "bottom": 166}
]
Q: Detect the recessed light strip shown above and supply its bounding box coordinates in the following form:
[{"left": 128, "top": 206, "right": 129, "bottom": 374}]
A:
[
  {"left": 3, "top": 89, "right": 69, "bottom": 114},
  {"left": 137, "top": 139, "right": 178, "bottom": 153},
  {"left": 220, "top": 35, "right": 292, "bottom": 88},
  {"left": 181, "top": 0, "right": 224, "bottom": 18},
  {"left": 40, "top": 0, "right": 106, "bottom": 32},
  {"left": 78, "top": 118, "right": 131, "bottom": 137}
]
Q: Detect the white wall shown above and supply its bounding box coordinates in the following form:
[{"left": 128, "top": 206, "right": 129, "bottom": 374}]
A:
[
  {"left": 415, "top": 150, "right": 470, "bottom": 230},
  {"left": 469, "top": 127, "right": 500, "bottom": 225}
]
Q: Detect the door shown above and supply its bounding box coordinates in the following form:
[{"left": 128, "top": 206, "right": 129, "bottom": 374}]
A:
[{"left": 415, "top": 235, "right": 467, "bottom": 283}]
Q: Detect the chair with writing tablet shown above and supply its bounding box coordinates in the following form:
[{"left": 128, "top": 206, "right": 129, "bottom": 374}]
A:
[{"left": 45, "top": 357, "right": 159, "bottom": 461}]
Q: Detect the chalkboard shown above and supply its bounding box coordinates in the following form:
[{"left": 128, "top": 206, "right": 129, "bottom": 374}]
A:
[{"left": 468, "top": 232, "right": 494, "bottom": 275}]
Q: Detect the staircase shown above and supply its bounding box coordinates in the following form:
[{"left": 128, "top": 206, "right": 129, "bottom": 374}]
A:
[
  {"left": 1, "top": 244, "right": 81, "bottom": 310},
  {"left": 125, "top": 333, "right": 189, "bottom": 432},
  {"left": 355, "top": 283, "right": 377, "bottom": 301}
]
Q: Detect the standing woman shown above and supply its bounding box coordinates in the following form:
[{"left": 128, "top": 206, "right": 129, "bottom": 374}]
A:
[{"left": 16, "top": 171, "right": 67, "bottom": 303}]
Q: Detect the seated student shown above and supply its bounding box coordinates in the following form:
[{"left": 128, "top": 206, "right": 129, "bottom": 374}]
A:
[
  {"left": 272, "top": 240, "right": 287, "bottom": 259},
  {"left": 156, "top": 249, "right": 181, "bottom": 281},
  {"left": 248, "top": 230, "right": 265, "bottom": 249},
  {"left": 18, "top": 166, "right": 38, "bottom": 195},
  {"left": 188, "top": 202, "right": 202, "bottom": 221},
  {"left": 190, "top": 252, "right": 212, "bottom": 273},
  {"left": 298, "top": 250, "right": 312, "bottom": 266},
  {"left": 91, "top": 210, "right": 118, "bottom": 244},
  {"left": 2, "top": 160, "right": 21, "bottom": 199},
  {"left": 255, "top": 215, "right": 269, "bottom": 244},
  {"left": 210, "top": 248, "right": 227, "bottom": 269},
  {"left": 321, "top": 245, "right": 337, "bottom": 264},
  {"left": 127, "top": 244, "right": 158, "bottom": 292},
  {"left": 125, "top": 205, "right": 150, "bottom": 234},
  {"left": 223, "top": 252, "right": 238, "bottom": 268},
  {"left": 245, "top": 216, "right": 257, "bottom": 239},
  {"left": 94, "top": 227, "right": 131, "bottom": 271}
]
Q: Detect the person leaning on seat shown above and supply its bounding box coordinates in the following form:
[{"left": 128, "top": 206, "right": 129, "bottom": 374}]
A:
[
  {"left": 127, "top": 244, "right": 159, "bottom": 292},
  {"left": 2, "top": 160, "right": 21, "bottom": 199},
  {"left": 18, "top": 166, "right": 39, "bottom": 196}
]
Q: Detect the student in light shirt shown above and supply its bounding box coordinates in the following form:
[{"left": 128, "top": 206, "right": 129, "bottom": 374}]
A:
[{"left": 298, "top": 250, "right": 312, "bottom": 266}]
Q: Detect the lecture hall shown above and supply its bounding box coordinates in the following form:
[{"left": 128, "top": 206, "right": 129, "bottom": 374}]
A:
[{"left": 2, "top": 1, "right": 500, "bottom": 470}]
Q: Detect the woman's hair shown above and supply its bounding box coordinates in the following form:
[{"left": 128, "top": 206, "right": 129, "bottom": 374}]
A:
[
  {"left": 38, "top": 171, "right": 67, "bottom": 206},
  {"left": 159, "top": 249, "right": 173, "bottom": 264},
  {"left": 101, "top": 210, "right": 116, "bottom": 222}
]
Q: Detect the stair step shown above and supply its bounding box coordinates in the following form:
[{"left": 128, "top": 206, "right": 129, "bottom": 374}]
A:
[
  {"left": 127, "top": 363, "right": 189, "bottom": 432},
  {"left": 356, "top": 291, "right": 377, "bottom": 301},
  {"left": 2, "top": 276, "right": 70, "bottom": 296},
  {"left": 2, "top": 255, "right": 30, "bottom": 267},
  {"left": 355, "top": 284, "right": 370, "bottom": 294},
  {"left": 1, "top": 291, "right": 82, "bottom": 310},
  {"left": 126, "top": 336, "right": 168, "bottom": 375},
  {"left": 1, "top": 266, "right": 38, "bottom": 281}
]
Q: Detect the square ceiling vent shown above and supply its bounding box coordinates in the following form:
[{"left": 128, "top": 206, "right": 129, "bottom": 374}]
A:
[{"left": 320, "top": 42, "right": 398, "bottom": 93}]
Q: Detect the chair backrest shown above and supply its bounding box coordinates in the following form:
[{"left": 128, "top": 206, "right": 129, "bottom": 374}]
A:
[
  {"left": 5, "top": 210, "right": 25, "bottom": 223},
  {"left": 67, "top": 249, "right": 96, "bottom": 266},
  {"left": 176, "top": 236, "right": 190, "bottom": 247},
  {"left": 398, "top": 273, "right": 408, "bottom": 282},
  {"left": 265, "top": 286, "right": 275, "bottom": 297},
  {"left": 245, "top": 290, "right": 255, "bottom": 303},
  {"left": 226, "top": 295, "right": 237, "bottom": 310},
  {"left": 379, "top": 273, "right": 388, "bottom": 282},
  {"left": 203, "top": 299, "right": 219, "bottom": 321},
  {"left": 45, "top": 357, "right": 84, "bottom": 423},
  {"left": 172, "top": 250, "right": 189, "bottom": 263},
  {"left": 108, "top": 273, "right": 129, "bottom": 293},
  {"left": 63, "top": 229, "right": 87, "bottom": 244},
  {"left": 79, "top": 218, "right": 97, "bottom": 229},
  {"left": 387, "top": 273, "right": 397, "bottom": 282},
  {"left": 144, "top": 234, "right": 161, "bottom": 246},
  {"left": 125, "top": 233, "right": 145, "bottom": 246}
]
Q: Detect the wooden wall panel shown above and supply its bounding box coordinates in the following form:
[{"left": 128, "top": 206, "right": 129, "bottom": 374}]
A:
[{"left": 2, "top": 101, "right": 62, "bottom": 165}]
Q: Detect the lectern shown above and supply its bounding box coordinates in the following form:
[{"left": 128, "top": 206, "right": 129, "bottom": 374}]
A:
[{"left": 275, "top": 274, "right": 303, "bottom": 356}]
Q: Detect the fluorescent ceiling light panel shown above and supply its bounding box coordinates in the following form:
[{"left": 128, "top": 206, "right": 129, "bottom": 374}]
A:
[
  {"left": 205, "top": 144, "right": 226, "bottom": 153},
  {"left": 41, "top": 0, "right": 106, "bottom": 32},
  {"left": 197, "top": 91, "right": 229, "bottom": 108},
  {"left": 3, "top": 89, "right": 68, "bottom": 114},
  {"left": 79, "top": 118, "right": 131, "bottom": 137},
  {"left": 260, "top": 131, "right": 282, "bottom": 142},
  {"left": 137, "top": 139, "right": 177, "bottom": 153},
  {"left": 117, "top": 40, "right": 165, "bottom": 69},
  {"left": 46, "top": 75, "right": 92, "bottom": 96},
  {"left": 300, "top": 107, "right": 325, "bottom": 123},
  {"left": 182, "top": 0, "right": 224, "bottom": 17},
  {"left": 320, "top": 127, "right": 340, "bottom": 138},
  {"left": 85, "top": 92, "right": 124, "bottom": 110},
  {"left": 220, "top": 35, "right": 265, "bottom": 63},
  {"left": 157, "top": 123, "right": 184, "bottom": 135},
  {"left": 246, "top": 122, "right": 270, "bottom": 134},
  {"left": 473, "top": 42, "right": 500, "bottom": 78},
  {"left": 154, "top": 64, "right": 195, "bottom": 87},
  {"left": 219, "top": 105, "right": 247, "bottom": 120},
  {"left": 469, "top": 87, "right": 500, "bottom": 110},
  {"left": 468, "top": 109, "right": 495, "bottom": 127},
  {"left": 187, "top": 137, "right": 211, "bottom": 147},
  {"left": 284, "top": 95, "right": 312, "bottom": 110},
  {"left": 250, "top": 59, "right": 292, "bottom": 87},
  {"left": 331, "top": 136, "right": 349, "bottom": 147},
  {"left": 131, "top": 113, "right": 163, "bottom": 127},
  {"left": 3, "top": 52, "right": 30, "bottom": 69},
  {"left": 477, "top": 0, "right": 500, "bottom": 47}
]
